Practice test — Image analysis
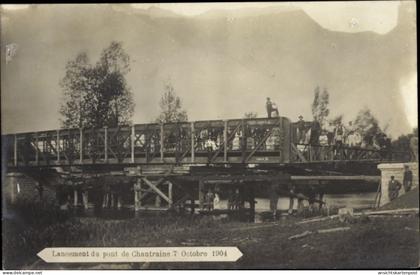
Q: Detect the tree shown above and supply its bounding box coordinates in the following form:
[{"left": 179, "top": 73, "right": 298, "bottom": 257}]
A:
[
  {"left": 156, "top": 83, "right": 188, "bottom": 123},
  {"left": 353, "top": 107, "right": 384, "bottom": 146},
  {"left": 244, "top": 112, "right": 258, "bottom": 119},
  {"left": 59, "top": 53, "right": 91, "bottom": 128},
  {"left": 311, "top": 86, "right": 330, "bottom": 127},
  {"left": 392, "top": 127, "right": 418, "bottom": 151},
  {"left": 330, "top": 115, "right": 343, "bottom": 127},
  {"left": 59, "top": 41, "right": 134, "bottom": 129}
]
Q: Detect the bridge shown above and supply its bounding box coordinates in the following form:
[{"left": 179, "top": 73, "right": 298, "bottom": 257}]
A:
[
  {"left": 2, "top": 117, "right": 410, "bottom": 167},
  {"left": 2, "top": 117, "right": 412, "bottom": 217}
]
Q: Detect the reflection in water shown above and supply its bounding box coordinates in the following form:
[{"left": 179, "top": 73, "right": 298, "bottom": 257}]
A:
[
  {"left": 74, "top": 192, "right": 377, "bottom": 219},
  {"left": 215, "top": 192, "right": 376, "bottom": 212}
]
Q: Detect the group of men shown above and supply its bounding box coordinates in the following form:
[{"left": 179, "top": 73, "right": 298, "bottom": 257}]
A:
[
  {"left": 203, "top": 188, "right": 245, "bottom": 211},
  {"left": 388, "top": 165, "right": 413, "bottom": 201},
  {"left": 296, "top": 116, "right": 363, "bottom": 147}
]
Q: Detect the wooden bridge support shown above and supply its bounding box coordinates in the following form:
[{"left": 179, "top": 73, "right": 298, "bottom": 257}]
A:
[
  {"left": 117, "top": 195, "right": 122, "bottom": 209},
  {"left": 132, "top": 177, "right": 174, "bottom": 211},
  {"left": 110, "top": 193, "right": 115, "bottom": 208},
  {"left": 134, "top": 179, "right": 142, "bottom": 211},
  {"left": 82, "top": 190, "right": 88, "bottom": 210},
  {"left": 199, "top": 179, "right": 204, "bottom": 210},
  {"left": 73, "top": 189, "right": 78, "bottom": 207}
]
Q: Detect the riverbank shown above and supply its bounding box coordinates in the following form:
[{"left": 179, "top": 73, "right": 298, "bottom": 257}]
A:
[{"left": 4, "top": 207, "right": 418, "bottom": 270}]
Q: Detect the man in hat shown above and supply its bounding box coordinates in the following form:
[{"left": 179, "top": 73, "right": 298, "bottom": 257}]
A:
[
  {"left": 388, "top": 176, "right": 402, "bottom": 201},
  {"left": 266, "top": 97, "right": 273, "bottom": 118},
  {"left": 266, "top": 97, "right": 279, "bottom": 118},
  {"left": 297, "top": 115, "right": 306, "bottom": 144}
]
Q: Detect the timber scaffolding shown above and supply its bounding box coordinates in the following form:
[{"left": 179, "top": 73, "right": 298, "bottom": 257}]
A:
[
  {"left": 18, "top": 164, "right": 382, "bottom": 217},
  {"left": 2, "top": 116, "right": 412, "bottom": 215}
]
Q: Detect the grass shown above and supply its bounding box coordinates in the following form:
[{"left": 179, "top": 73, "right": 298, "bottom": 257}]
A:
[
  {"left": 380, "top": 186, "right": 419, "bottom": 210},
  {"left": 3, "top": 199, "right": 419, "bottom": 270}
]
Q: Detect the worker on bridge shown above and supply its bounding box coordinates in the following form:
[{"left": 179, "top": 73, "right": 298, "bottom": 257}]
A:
[
  {"left": 266, "top": 97, "right": 279, "bottom": 118},
  {"left": 296, "top": 115, "right": 306, "bottom": 144}
]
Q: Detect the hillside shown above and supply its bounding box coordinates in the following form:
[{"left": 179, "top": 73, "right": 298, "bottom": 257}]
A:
[
  {"left": 379, "top": 186, "right": 419, "bottom": 210},
  {"left": 1, "top": 4, "right": 416, "bottom": 136}
]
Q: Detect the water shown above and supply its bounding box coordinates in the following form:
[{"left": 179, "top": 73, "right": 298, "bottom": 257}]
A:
[
  {"left": 84, "top": 192, "right": 377, "bottom": 221},
  {"left": 215, "top": 192, "right": 377, "bottom": 212}
]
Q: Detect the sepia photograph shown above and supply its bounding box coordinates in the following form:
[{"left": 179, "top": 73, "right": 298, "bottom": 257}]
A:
[{"left": 1, "top": 2, "right": 418, "bottom": 271}]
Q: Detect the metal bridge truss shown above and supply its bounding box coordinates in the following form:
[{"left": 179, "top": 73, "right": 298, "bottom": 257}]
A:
[
  {"left": 2, "top": 117, "right": 410, "bottom": 167},
  {"left": 3, "top": 118, "right": 291, "bottom": 167}
]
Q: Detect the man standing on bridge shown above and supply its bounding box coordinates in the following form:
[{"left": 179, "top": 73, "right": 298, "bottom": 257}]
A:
[
  {"left": 266, "top": 97, "right": 279, "bottom": 118},
  {"left": 388, "top": 176, "right": 402, "bottom": 201},
  {"left": 297, "top": 115, "right": 306, "bottom": 144}
]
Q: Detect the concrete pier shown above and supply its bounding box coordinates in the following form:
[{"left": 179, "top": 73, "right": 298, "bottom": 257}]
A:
[{"left": 377, "top": 162, "right": 419, "bottom": 206}]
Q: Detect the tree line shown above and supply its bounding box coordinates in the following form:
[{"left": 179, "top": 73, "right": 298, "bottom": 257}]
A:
[
  {"left": 59, "top": 41, "right": 417, "bottom": 152},
  {"left": 59, "top": 41, "right": 187, "bottom": 130}
]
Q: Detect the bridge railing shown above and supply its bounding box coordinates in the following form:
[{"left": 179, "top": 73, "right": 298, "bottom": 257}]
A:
[
  {"left": 3, "top": 117, "right": 292, "bottom": 167},
  {"left": 290, "top": 143, "right": 411, "bottom": 163}
]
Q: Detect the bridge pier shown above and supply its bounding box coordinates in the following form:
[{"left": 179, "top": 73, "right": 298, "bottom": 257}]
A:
[
  {"left": 6, "top": 173, "right": 24, "bottom": 204},
  {"left": 377, "top": 162, "right": 418, "bottom": 207}
]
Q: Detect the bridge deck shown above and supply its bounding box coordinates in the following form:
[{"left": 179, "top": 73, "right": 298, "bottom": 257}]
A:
[{"left": 2, "top": 117, "right": 410, "bottom": 169}]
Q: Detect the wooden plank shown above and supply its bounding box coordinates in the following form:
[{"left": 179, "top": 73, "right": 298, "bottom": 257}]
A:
[
  {"left": 191, "top": 122, "right": 195, "bottom": 163},
  {"left": 199, "top": 179, "right": 204, "bottom": 209},
  {"left": 317, "top": 227, "right": 350, "bottom": 234},
  {"left": 168, "top": 180, "right": 173, "bottom": 206},
  {"left": 142, "top": 177, "right": 172, "bottom": 204},
  {"left": 288, "top": 230, "right": 313, "bottom": 240},
  {"left": 361, "top": 208, "right": 419, "bottom": 215},
  {"left": 296, "top": 208, "right": 420, "bottom": 225},
  {"left": 139, "top": 180, "right": 164, "bottom": 199},
  {"left": 291, "top": 175, "right": 380, "bottom": 182}
]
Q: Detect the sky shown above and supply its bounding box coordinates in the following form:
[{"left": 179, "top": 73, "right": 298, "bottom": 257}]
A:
[
  {"left": 1, "top": 2, "right": 417, "bottom": 137},
  {"left": 131, "top": 2, "right": 400, "bottom": 34},
  {"left": 3, "top": 2, "right": 401, "bottom": 34}
]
